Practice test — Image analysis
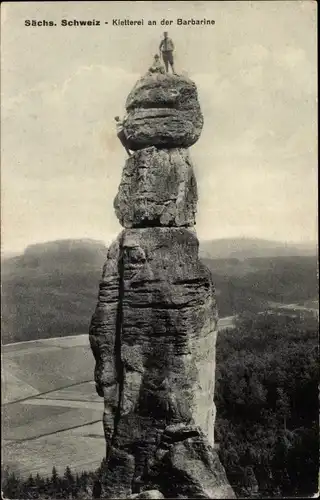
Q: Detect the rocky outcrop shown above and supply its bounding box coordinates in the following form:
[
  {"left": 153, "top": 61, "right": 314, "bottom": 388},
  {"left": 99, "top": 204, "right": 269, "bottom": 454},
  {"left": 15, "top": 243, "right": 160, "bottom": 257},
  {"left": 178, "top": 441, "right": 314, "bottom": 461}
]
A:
[
  {"left": 143, "top": 424, "right": 235, "bottom": 499},
  {"left": 89, "top": 68, "right": 234, "bottom": 498},
  {"left": 124, "top": 73, "right": 203, "bottom": 150},
  {"left": 114, "top": 147, "right": 198, "bottom": 228}
]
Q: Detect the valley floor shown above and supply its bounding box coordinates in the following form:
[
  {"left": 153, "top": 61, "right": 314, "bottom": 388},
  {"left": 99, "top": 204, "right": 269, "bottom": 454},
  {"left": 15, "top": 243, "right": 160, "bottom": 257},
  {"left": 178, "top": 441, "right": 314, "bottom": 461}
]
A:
[{"left": 2, "top": 335, "right": 105, "bottom": 478}]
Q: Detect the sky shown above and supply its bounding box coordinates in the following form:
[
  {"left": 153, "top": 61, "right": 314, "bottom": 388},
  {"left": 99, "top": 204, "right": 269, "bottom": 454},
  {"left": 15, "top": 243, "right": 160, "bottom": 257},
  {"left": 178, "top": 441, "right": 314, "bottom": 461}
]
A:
[{"left": 1, "top": 0, "right": 318, "bottom": 253}]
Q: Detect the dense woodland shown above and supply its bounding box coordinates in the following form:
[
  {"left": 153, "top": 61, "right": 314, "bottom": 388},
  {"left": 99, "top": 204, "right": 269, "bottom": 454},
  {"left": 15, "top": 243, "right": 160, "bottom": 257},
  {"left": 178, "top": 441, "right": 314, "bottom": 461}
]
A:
[
  {"left": 204, "top": 255, "right": 318, "bottom": 317},
  {"left": 2, "top": 314, "right": 318, "bottom": 499},
  {"left": 1, "top": 465, "right": 103, "bottom": 499},
  {"left": 215, "top": 313, "right": 319, "bottom": 498}
]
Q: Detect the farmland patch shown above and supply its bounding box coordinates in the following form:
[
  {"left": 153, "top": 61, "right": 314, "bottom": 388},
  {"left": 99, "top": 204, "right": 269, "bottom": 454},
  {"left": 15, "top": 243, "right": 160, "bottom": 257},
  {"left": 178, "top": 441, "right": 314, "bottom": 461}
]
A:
[
  {"left": 37, "top": 381, "right": 101, "bottom": 402},
  {"left": 2, "top": 427, "right": 105, "bottom": 478},
  {"left": 1, "top": 371, "right": 39, "bottom": 404},
  {"left": 23, "top": 398, "right": 103, "bottom": 411},
  {"left": 43, "top": 334, "right": 89, "bottom": 348},
  {"left": 2, "top": 402, "right": 73, "bottom": 440},
  {"left": 2, "top": 346, "right": 94, "bottom": 393},
  {"left": 2, "top": 335, "right": 105, "bottom": 477},
  {"left": 4, "top": 404, "right": 102, "bottom": 441}
]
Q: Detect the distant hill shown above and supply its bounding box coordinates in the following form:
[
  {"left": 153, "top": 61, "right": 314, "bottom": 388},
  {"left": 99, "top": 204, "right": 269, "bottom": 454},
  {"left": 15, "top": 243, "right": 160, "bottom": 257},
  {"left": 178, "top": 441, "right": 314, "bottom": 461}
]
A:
[
  {"left": 1, "top": 250, "right": 21, "bottom": 261},
  {"left": 199, "top": 237, "right": 318, "bottom": 260},
  {"left": 1, "top": 239, "right": 108, "bottom": 344},
  {"left": 1, "top": 238, "right": 318, "bottom": 344},
  {"left": 200, "top": 239, "right": 318, "bottom": 316},
  {"left": 203, "top": 255, "right": 318, "bottom": 317},
  {"left": 2, "top": 239, "right": 107, "bottom": 275}
]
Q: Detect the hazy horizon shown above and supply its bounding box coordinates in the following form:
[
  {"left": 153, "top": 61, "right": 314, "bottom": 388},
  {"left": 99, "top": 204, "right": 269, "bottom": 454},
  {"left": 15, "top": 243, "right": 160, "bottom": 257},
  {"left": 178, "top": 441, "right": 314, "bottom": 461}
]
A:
[
  {"left": 1, "top": 1, "right": 317, "bottom": 253},
  {"left": 1, "top": 234, "right": 318, "bottom": 258}
]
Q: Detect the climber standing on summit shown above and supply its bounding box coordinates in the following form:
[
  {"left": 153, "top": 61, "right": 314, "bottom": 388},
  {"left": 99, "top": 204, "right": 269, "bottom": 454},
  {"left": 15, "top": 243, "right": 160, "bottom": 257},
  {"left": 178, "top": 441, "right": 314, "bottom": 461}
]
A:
[{"left": 159, "top": 32, "right": 175, "bottom": 74}]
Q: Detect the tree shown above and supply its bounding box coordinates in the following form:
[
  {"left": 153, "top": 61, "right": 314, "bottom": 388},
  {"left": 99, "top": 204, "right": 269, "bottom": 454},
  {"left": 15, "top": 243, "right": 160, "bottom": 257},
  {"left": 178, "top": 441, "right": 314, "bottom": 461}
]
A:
[
  {"left": 215, "top": 313, "right": 318, "bottom": 497},
  {"left": 35, "top": 473, "right": 46, "bottom": 496},
  {"left": 92, "top": 480, "right": 102, "bottom": 499},
  {"left": 49, "top": 466, "right": 60, "bottom": 497},
  {"left": 62, "top": 466, "right": 75, "bottom": 497},
  {"left": 3, "top": 471, "right": 23, "bottom": 499}
]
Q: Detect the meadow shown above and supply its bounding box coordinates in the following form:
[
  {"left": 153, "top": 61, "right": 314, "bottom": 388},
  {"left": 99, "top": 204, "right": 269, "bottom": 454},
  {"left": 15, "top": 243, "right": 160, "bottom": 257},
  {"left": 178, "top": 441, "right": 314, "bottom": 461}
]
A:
[{"left": 2, "top": 335, "right": 105, "bottom": 478}]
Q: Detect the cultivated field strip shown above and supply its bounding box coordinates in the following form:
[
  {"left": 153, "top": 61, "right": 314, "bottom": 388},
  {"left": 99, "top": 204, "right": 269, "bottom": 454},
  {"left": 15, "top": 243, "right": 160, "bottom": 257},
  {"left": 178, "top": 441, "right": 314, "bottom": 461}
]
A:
[
  {"left": 37, "top": 381, "right": 101, "bottom": 402},
  {"left": 2, "top": 335, "right": 107, "bottom": 478},
  {"left": 4, "top": 346, "right": 63, "bottom": 357},
  {"left": 1, "top": 370, "right": 40, "bottom": 404},
  {"left": 2, "top": 334, "right": 89, "bottom": 350},
  {"left": 2, "top": 422, "right": 105, "bottom": 478},
  {"left": 2, "top": 345, "right": 95, "bottom": 401},
  {"left": 3, "top": 401, "right": 103, "bottom": 440},
  {"left": 23, "top": 398, "right": 103, "bottom": 410},
  {"left": 5, "top": 416, "right": 104, "bottom": 443},
  {"left": 3, "top": 379, "right": 96, "bottom": 406}
]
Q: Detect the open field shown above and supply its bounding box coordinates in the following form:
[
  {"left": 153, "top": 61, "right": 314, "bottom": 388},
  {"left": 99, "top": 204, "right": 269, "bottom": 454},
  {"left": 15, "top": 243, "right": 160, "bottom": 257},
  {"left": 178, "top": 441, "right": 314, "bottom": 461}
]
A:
[
  {"left": 2, "top": 336, "right": 94, "bottom": 401},
  {"left": 37, "top": 381, "right": 102, "bottom": 402},
  {"left": 1, "top": 335, "right": 105, "bottom": 478},
  {"left": 3, "top": 402, "right": 103, "bottom": 442},
  {"left": 3, "top": 422, "right": 105, "bottom": 478}
]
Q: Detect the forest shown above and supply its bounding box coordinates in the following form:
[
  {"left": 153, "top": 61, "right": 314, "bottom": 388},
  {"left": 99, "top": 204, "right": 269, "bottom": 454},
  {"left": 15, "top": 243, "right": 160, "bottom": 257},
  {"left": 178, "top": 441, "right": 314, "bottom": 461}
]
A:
[
  {"left": 1, "top": 465, "right": 103, "bottom": 499},
  {"left": 215, "top": 313, "right": 319, "bottom": 498},
  {"left": 2, "top": 313, "right": 318, "bottom": 498}
]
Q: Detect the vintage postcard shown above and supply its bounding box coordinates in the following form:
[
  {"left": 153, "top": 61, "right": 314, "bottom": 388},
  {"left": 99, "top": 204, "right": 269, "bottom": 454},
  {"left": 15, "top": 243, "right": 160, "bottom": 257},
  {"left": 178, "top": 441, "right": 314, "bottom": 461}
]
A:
[{"left": 1, "top": 1, "right": 318, "bottom": 499}]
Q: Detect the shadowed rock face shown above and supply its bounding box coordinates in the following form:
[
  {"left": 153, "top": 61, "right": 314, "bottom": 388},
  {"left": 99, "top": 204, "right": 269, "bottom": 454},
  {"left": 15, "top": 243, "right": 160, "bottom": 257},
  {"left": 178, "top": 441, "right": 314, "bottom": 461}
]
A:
[
  {"left": 89, "top": 228, "right": 218, "bottom": 498},
  {"left": 89, "top": 227, "right": 229, "bottom": 499},
  {"left": 143, "top": 424, "right": 235, "bottom": 499},
  {"left": 124, "top": 73, "right": 204, "bottom": 150},
  {"left": 89, "top": 68, "right": 234, "bottom": 498},
  {"left": 114, "top": 147, "right": 198, "bottom": 228}
]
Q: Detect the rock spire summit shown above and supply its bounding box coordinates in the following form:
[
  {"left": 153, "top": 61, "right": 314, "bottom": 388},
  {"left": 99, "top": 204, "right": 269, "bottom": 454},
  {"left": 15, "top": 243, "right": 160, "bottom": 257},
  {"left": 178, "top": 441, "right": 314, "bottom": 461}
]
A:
[{"left": 89, "top": 63, "right": 234, "bottom": 499}]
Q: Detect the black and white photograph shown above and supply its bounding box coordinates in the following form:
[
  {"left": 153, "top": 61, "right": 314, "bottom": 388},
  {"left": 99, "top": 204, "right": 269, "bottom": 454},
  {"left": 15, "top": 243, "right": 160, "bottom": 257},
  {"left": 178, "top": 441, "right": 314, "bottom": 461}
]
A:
[{"left": 1, "top": 1, "right": 318, "bottom": 499}]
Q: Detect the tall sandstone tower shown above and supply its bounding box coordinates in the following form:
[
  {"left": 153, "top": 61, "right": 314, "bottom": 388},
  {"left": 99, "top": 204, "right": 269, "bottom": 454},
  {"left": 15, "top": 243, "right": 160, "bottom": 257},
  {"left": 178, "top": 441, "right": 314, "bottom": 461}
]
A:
[{"left": 89, "top": 67, "right": 234, "bottom": 499}]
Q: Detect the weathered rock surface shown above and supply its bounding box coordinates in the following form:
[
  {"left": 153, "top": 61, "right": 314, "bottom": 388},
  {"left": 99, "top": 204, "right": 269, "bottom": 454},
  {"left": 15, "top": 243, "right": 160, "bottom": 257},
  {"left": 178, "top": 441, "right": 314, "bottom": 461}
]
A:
[
  {"left": 114, "top": 147, "right": 198, "bottom": 228},
  {"left": 89, "top": 65, "right": 234, "bottom": 499},
  {"left": 129, "top": 490, "right": 165, "bottom": 499},
  {"left": 143, "top": 424, "right": 236, "bottom": 499},
  {"left": 124, "top": 73, "right": 203, "bottom": 150},
  {"left": 89, "top": 238, "right": 120, "bottom": 404},
  {"left": 89, "top": 228, "right": 218, "bottom": 497}
]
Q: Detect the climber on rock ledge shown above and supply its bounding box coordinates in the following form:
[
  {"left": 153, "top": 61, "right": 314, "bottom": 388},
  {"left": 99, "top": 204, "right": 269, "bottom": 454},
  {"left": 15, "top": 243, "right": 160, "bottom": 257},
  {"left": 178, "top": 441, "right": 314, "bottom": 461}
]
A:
[
  {"left": 148, "top": 53, "right": 166, "bottom": 74},
  {"left": 159, "top": 31, "right": 176, "bottom": 74},
  {"left": 115, "top": 115, "right": 132, "bottom": 156}
]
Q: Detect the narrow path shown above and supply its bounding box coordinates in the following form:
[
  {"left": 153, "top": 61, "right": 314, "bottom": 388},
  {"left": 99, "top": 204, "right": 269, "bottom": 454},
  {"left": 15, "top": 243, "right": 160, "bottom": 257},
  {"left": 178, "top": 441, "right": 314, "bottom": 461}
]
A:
[
  {"left": 3, "top": 379, "right": 94, "bottom": 406},
  {"left": 22, "top": 398, "right": 103, "bottom": 410},
  {"left": 7, "top": 419, "right": 103, "bottom": 443}
]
